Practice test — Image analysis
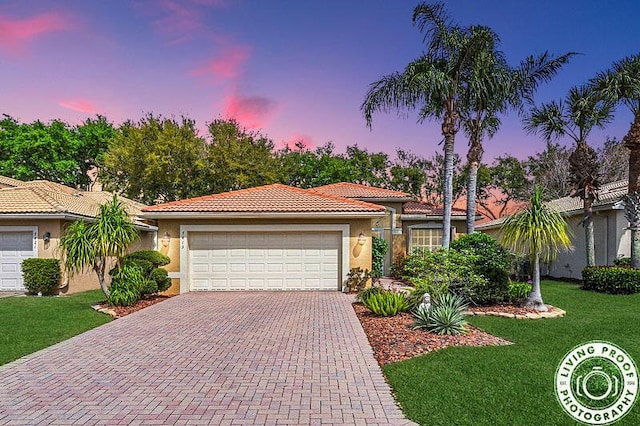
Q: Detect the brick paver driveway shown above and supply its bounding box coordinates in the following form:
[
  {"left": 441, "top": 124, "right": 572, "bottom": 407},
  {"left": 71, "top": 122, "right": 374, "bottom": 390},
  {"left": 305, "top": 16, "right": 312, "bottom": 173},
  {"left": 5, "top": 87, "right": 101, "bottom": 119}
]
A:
[{"left": 0, "top": 292, "right": 414, "bottom": 425}]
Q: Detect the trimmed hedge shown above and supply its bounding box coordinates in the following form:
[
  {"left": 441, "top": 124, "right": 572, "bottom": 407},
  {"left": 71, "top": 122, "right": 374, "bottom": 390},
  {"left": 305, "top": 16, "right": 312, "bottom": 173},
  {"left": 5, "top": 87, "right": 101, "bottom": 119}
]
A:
[
  {"left": 21, "top": 258, "right": 61, "bottom": 296},
  {"left": 110, "top": 250, "right": 172, "bottom": 296},
  {"left": 582, "top": 266, "right": 640, "bottom": 294}
]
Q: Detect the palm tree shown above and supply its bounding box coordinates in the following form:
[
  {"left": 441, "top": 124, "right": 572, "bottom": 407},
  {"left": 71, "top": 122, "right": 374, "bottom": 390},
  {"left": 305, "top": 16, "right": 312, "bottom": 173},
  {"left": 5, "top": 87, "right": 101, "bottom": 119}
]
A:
[
  {"left": 362, "top": 2, "right": 497, "bottom": 248},
  {"left": 461, "top": 52, "right": 574, "bottom": 233},
  {"left": 500, "top": 187, "right": 572, "bottom": 311},
  {"left": 524, "top": 85, "right": 613, "bottom": 267},
  {"left": 593, "top": 53, "right": 640, "bottom": 267},
  {"left": 59, "top": 196, "right": 139, "bottom": 297}
]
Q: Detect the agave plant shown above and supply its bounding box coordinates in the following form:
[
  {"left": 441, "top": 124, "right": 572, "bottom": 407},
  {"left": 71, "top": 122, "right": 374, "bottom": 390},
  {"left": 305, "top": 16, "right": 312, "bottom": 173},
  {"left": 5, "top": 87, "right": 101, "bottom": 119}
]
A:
[{"left": 412, "top": 293, "right": 469, "bottom": 335}]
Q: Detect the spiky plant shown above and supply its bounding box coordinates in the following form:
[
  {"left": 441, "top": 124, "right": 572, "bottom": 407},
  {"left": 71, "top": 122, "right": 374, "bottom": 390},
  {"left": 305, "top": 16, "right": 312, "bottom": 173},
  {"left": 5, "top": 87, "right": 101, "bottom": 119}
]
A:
[{"left": 412, "top": 293, "right": 469, "bottom": 335}]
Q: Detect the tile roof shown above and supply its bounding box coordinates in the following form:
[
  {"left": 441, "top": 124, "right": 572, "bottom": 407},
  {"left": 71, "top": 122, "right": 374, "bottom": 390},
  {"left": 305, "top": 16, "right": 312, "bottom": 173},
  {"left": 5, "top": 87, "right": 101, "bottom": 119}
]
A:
[
  {"left": 310, "top": 182, "right": 412, "bottom": 200},
  {"left": 477, "top": 180, "right": 628, "bottom": 230},
  {"left": 143, "top": 184, "right": 386, "bottom": 214},
  {"left": 403, "top": 201, "right": 467, "bottom": 216},
  {"left": 0, "top": 175, "right": 149, "bottom": 223},
  {"left": 0, "top": 175, "right": 25, "bottom": 188}
]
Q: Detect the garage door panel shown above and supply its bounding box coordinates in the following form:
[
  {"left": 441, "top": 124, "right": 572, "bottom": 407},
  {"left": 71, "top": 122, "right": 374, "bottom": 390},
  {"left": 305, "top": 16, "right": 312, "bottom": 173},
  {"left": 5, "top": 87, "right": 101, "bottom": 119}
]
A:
[
  {"left": 188, "top": 231, "right": 340, "bottom": 291},
  {"left": 0, "top": 231, "right": 35, "bottom": 291}
]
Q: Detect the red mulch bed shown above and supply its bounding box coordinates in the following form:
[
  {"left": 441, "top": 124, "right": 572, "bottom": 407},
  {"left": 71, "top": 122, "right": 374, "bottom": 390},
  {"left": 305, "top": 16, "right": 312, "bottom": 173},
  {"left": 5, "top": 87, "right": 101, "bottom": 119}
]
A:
[
  {"left": 353, "top": 302, "right": 512, "bottom": 366},
  {"left": 467, "top": 303, "right": 544, "bottom": 316},
  {"left": 98, "top": 294, "right": 173, "bottom": 317}
]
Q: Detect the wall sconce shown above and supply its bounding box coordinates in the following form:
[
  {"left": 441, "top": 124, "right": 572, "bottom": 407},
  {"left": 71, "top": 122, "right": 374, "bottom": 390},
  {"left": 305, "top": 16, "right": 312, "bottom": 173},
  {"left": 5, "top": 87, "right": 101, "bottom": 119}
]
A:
[
  {"left": 161, "top": 232, "right": 171, "bottom": 247},
  {"left": 357, "top": 232, "right": 366, "bottom": 246},
  {"left": 43, "top": 232, "right": 51, "bottom": 244}
]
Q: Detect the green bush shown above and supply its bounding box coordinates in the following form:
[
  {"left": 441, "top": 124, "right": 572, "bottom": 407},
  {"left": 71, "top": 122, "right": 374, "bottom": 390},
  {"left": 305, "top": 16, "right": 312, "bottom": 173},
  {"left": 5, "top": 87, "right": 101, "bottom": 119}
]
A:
[
  {"left": 362, "top": 291, "right": 410, "bottom": 316},
  {"left": 582, "top": 266, "right": 640, "bottom": 294},
  {"left": 406, "top": 279, "right": 449, "bottom": 310},
  {"left": 450, "top": 233, "right": 513, "bottom": 271},
  {"left": 372, "top": 236, "right": 388, "bottom": 278},
  {"left": 613, "top": 257, "right": 631, "bottom": 267},
  {"left": 357, "top": 285, "right": 383, "bottom": 304},
  {"left": 108, "top": 263, "right": 145, "bottom": 306},
  {"left": 110, "top": 250, "right": 172, "bottom": 295},
  {"left": 150, "top": 268, "right": 171, "bottom": 292},
  {"left": 508, "top": 282, "right": 532, "bottom": 304},
  {"left": 412, "top": 293, "right": 468, "bottom": 335},
  {"left": 21, "top": 258, "right": 61, "bottom": 296},
  {"left": 124, "top": 250, "right": 170, "bottom": 267}
]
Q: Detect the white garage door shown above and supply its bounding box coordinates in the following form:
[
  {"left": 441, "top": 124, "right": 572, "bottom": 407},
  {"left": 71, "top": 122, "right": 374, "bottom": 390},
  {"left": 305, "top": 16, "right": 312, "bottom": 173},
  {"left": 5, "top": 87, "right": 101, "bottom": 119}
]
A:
[
  {"left": 0, "top": 231, "right": 35, "bottom": 291},
  {"left": 189, "top": 231, "right": 340, "bottom": 291}
]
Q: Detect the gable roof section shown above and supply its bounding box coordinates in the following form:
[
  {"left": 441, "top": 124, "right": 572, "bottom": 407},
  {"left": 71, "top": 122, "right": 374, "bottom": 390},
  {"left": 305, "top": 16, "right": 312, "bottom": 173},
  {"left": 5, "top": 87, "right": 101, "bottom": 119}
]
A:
[
  {"left": 0, "top": 175, "right": 25, "bottom": 188},
  {"left": 142, "top": 184, "right": 386, "bottom": 217},
  {"left": 310, "top": 182, "right": 412, "bottom": 201},
  {"left": 0, "top": 175, "right": 151, "bottom": 227},
  {"left": 402, "top": 201, "right": 467, "bottom": 217},
  {"left": 477, "top": 180, "right": 628, "bottom": 230}
]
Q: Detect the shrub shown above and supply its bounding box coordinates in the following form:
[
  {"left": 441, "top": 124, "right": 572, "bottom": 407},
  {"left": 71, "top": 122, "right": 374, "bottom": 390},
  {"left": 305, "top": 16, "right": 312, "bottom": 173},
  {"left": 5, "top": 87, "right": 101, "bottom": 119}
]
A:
[
  {"left": 372, "top": 236, "right": 388, "bottom": 278},
  {"left": 21, "top": 258, "right": 61, "bottom": 296},
  {"left": 362, "top": 291, "right": 410, "bottom": 316},
  {"left": 345, "top": 267, "right": 372, "bottom": 292},
  {"left": 582, "top": 266, "right": 640, "bottom": 294},
  {"left": 390, "top": 256, "right": 407, "bottom": 278},
  {"left": 150, "top": 268, "right": 172, "bottom": 292},
  {"left": 124, "top": 250, "right": 170, "bottom": 267},
  {"left": 107, "top": 263, "right": 145, "bottom": 306},
  {"left": 412, "top": 293, "right": 468, "bottom": 335},
  {"left": 111, "top": 250, "right": 172, "bottom": 295},
  {"left": 613, "top": 257, "right": 631, "bottom": 267},
  {"left": 406, "top": 279, "right": 449, "bottom": 310},
  {"left": 450, "top": 233, "right": 513, "bottom": 271},
  {"left": 357, "top": 285, "right": 383, "bottom": 304},
  {"left": 508, "top": 281, "right": 532, "bottom": 304}
]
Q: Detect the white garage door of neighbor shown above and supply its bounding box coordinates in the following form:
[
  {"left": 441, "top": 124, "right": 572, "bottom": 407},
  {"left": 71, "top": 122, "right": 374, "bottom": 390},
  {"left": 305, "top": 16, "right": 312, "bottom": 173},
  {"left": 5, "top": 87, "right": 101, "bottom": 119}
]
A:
[
  {"left": 189, "top": 231, "right": 341, "bottom": 291},
  {"left": 0, "top": 231, "right": 35, "bottom": 291}
]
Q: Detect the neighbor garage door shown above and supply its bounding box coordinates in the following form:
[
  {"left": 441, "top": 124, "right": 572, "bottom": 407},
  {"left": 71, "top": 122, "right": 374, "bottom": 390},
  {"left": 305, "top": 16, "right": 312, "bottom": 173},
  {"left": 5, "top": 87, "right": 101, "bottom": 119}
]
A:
[
  {"left": 188, "top": 231, "right": 340, "bottom": 291},
  {"left": 0, "top": 231, "right": 35, "bottom": 291}
]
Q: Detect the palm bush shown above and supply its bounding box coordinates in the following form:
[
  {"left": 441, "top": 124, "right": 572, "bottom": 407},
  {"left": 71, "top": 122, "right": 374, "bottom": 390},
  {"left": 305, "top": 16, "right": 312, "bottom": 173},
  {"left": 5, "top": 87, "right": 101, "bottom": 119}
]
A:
[
  {"left": 412, "top": 293, "right": 468, "bottom": 335},
  {"left": 363, "top": 291, "right": 410, "bottom": 317}
]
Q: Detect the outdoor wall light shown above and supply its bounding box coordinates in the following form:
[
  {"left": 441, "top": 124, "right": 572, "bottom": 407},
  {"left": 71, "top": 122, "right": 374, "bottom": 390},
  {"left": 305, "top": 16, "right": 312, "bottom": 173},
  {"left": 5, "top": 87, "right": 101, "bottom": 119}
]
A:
[
  {"left": 357, "top": 232, "right": 366, "bottom": 246},
  {"left": 43, "top": 232, "right": 51, "bottom": 244},
  {"left": 161, "top": 232, "right": 171, "bottom": 247}
]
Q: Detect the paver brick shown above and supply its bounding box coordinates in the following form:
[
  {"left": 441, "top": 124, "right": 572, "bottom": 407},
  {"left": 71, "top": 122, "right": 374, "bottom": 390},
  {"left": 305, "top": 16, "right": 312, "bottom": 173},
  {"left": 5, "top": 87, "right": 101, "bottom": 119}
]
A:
[{"left": 0, "top": 292, "right": 414, "bottom": 425}]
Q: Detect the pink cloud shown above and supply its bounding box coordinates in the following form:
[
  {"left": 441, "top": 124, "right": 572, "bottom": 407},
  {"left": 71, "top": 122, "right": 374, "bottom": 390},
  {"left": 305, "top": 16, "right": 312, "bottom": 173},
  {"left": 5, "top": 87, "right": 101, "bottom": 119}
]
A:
[
  {"left": 191, "top": 45, "right": 251, "bottom": 82},
  {"left": 0, "top": 12, "right": 71, "bottom": 54},
  {"left": 58, "top": 99, "right": 98, "bottom": 114},
  {"left": 224, "top": 94, "right": 277, "bottom": 130}
]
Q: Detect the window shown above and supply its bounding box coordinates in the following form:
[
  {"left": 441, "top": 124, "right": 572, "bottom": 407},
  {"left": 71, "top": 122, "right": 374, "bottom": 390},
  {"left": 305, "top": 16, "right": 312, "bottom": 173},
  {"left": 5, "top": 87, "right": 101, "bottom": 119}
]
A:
[{"left": 410, "top": 228, "right": 443, "bottom": 252}]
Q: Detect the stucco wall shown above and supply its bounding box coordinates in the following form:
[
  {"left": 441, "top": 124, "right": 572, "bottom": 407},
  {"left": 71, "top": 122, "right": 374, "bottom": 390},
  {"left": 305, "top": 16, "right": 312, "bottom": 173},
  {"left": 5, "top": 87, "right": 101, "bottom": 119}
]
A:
[{"left": 155, "top": 217, "right": 375, "bottom": 294}]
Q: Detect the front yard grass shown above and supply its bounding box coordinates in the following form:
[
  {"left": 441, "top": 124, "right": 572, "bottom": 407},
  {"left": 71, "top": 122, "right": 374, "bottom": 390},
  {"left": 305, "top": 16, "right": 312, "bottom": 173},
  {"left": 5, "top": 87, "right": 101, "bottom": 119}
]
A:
[
  {"left": 384, "top": 280, "right": 640, "bottom": 425},
  {"left": 0, "top": 290, "right": 111, "bottom": 366}
]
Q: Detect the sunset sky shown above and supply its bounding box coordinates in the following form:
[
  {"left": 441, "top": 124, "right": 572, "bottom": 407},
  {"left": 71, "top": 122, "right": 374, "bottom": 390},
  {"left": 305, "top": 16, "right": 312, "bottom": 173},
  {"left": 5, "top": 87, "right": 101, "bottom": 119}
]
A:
[{"left": 1, "top": 0, "right": 638, "bottom": 162}]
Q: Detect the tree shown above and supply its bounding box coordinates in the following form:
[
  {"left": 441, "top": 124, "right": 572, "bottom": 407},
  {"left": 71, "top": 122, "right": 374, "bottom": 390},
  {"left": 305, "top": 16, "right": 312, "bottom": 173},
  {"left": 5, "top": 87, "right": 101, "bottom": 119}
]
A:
[
  {"left": 388, "top": 149, "right": 430, "bottom": 198},
  {"left": 500, "top": 187, "right": 572, "bottom": 311},
  {"left": 597, "top": 138, "right": 628, "bottom": 183},
  {"left": 460, "top": 51, "right": 573, "bottom": 233},
  {"left": 525, "top": 142, "right": 572, "bottom": 199},
  {"left": 203, "top": 119, "right": 281, "bottom": 193},
  {"left": 362, "top": 2, "right": 498, "bottom": 248},
  {"left": 75, "top": 115, "right": 117, "bottom": 189},
  {"left": 58, "top": 196, "right": 139, "bottom": 298},
  {"left": 101, "top": 114, "right": 206, "bottom": 204},
  {"left": 482, "top": 155, "right": 531, "bottom": 220},
  {"left": 524, "top": 85, "right": 613, "bottom": 266},
  {"left": 593, "top": 53, "right": 640, "bottom": 267}
]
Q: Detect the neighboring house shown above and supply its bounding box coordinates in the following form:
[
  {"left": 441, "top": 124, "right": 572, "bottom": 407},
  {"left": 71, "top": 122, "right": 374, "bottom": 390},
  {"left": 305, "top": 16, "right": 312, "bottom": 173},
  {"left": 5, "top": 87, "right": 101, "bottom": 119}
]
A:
[
  {"left": 477, "top": 180, "right": 630, "bottom": 280},
  {"left": 0, "top": 176, "right": 156, "bottom": 293},
  {"left": 142, "top": 182, "right": 473, "bottom": 294}
]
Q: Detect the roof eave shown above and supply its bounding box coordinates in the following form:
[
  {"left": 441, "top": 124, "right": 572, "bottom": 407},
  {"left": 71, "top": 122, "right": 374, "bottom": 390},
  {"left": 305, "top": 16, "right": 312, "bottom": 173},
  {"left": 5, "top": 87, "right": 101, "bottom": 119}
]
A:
[
  {"left": 141, "top": 211, "right": 386, "bottom": 219},
  {"left": 400, "top": 214, "right": 476, "bottom": 220},
  {"left": 354, "top": 197, "right": 413, "bottom": 203}
]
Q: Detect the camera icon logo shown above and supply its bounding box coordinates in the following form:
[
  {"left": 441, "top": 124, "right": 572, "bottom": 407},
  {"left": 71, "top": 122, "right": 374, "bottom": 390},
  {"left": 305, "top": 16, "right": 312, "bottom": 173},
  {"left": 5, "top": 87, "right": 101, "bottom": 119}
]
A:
[{"left": 555, "top": 341, "right": 638, "bottom": 425}]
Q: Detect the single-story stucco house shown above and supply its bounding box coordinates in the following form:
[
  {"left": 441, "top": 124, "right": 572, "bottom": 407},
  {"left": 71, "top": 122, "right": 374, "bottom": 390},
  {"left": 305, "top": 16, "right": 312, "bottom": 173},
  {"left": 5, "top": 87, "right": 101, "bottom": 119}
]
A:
[
  {"left": 477, "top": 180, "right": 630, "bottom": 280},
  {"left": 141, "top": 182, "right": 472, "bottom": 294},
  {"left": 0, "top": 176, "right": 156, "bottom": 293}
]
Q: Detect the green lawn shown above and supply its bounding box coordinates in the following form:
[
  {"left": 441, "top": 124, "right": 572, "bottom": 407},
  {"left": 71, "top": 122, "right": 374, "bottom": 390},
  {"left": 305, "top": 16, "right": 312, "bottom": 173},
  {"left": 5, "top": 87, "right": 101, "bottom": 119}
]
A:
[
  {"left": 384, "top": 281, "right": 640, "bottom": 425},
  {"left": 0, "top": 290, "right": 111, "bottom": 366}
]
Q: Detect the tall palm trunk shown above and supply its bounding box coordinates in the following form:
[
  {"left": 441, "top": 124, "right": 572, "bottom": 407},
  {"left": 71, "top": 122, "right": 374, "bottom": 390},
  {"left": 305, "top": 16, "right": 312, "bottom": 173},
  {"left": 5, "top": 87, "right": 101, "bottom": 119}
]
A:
[
  {"left": 466, "top": 137, "right": 483, "bottom": 234},
  {"left": 441, "top": 112, "right": 457, "bottom": 249},
  {"left": 525, "top": 252, "right": 547, "bottom": 312},
  {"left": 625, "top": 115, "right": 640, "bottom": 268},
  {"left": 584, "top": 197, "right": 595, "bottom": 267}
]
